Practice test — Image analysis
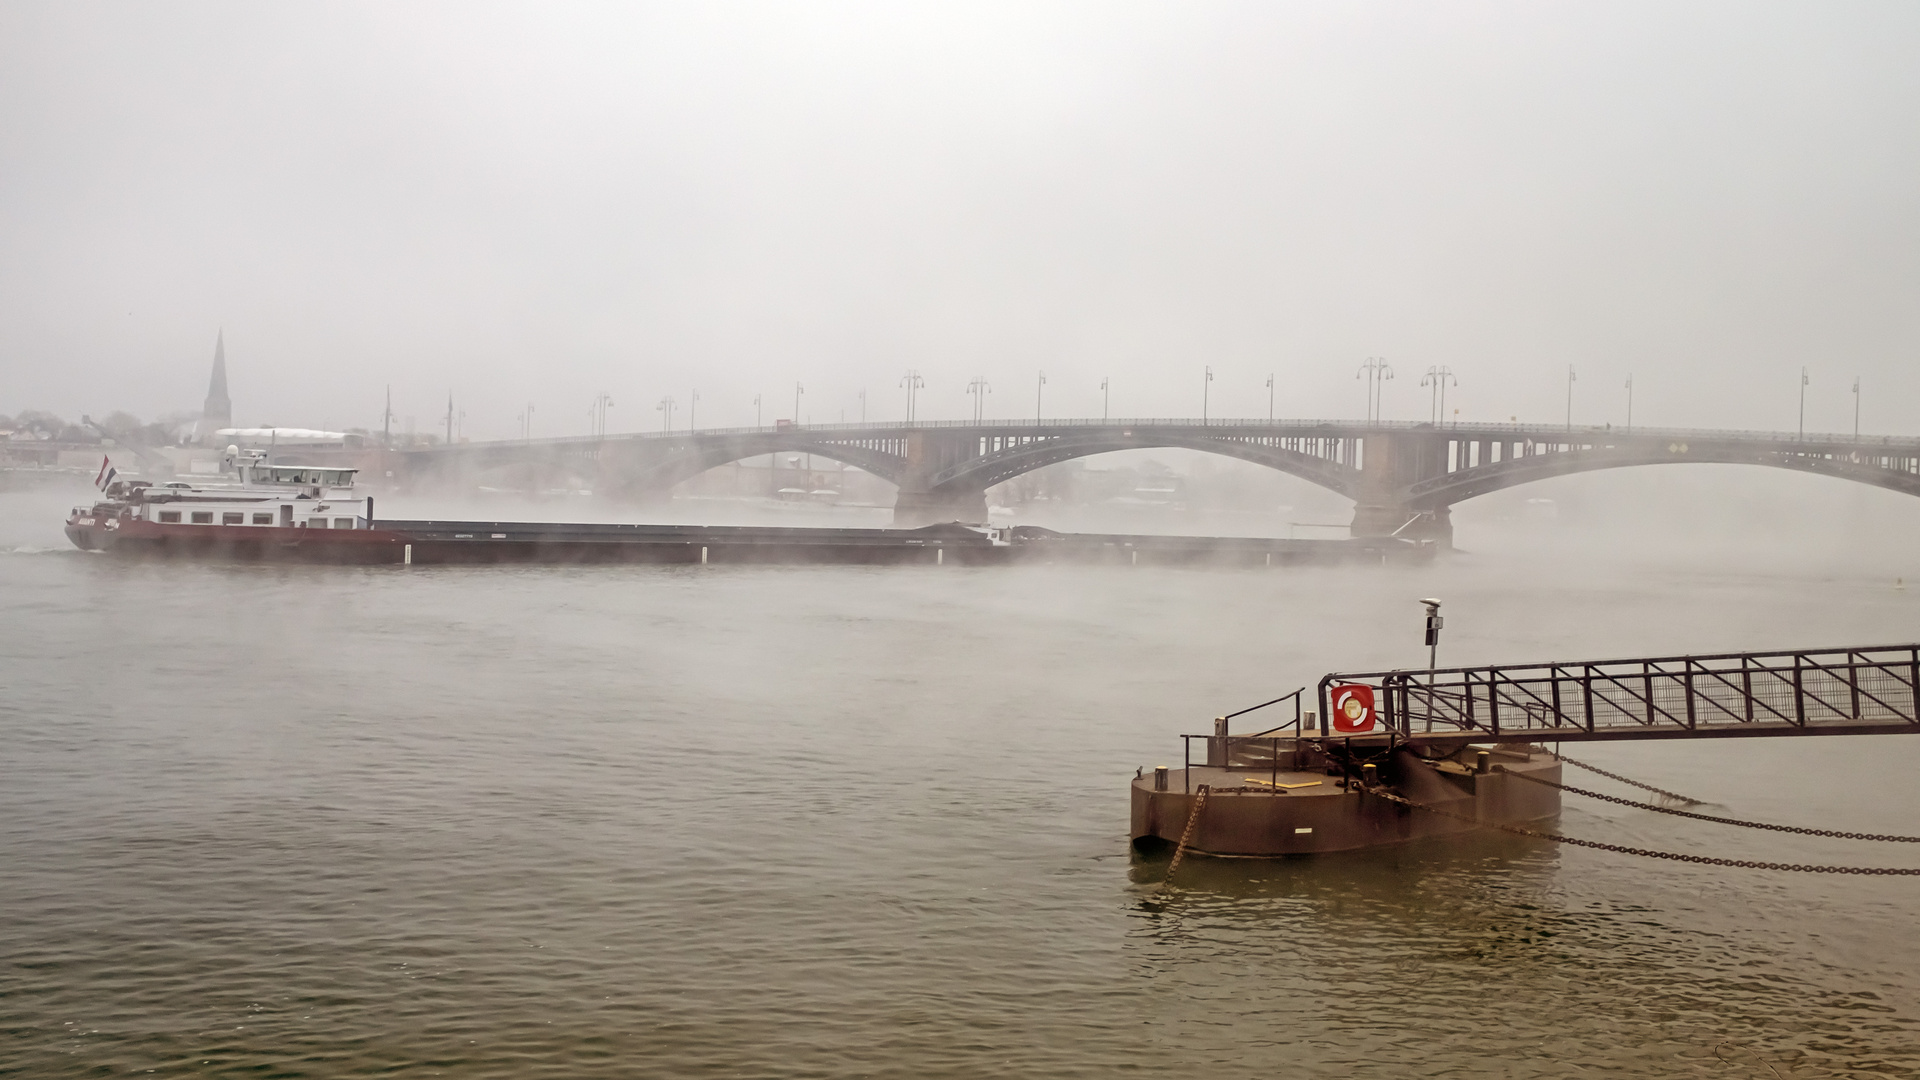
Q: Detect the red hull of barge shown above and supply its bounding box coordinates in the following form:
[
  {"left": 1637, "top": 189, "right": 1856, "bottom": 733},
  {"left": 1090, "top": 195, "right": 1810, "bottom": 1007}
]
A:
[{"left": 66, "top": 518, "right": 408, "bottom": 564}]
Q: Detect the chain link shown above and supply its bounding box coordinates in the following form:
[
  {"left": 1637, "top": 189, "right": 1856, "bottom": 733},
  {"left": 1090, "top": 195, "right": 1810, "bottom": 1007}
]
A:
[
  {"left": 1552, "top": 751, "right": 1704, "bottom": 806},
  {"left": 1365, "top": 787, "right": 1920, "bottom": 875},
  {"left": 1161, "top": 784, "right": 1210, "bottom": 886},
  {"left": 1502, "top": 767, "right": 1920, "bottom": 843}
]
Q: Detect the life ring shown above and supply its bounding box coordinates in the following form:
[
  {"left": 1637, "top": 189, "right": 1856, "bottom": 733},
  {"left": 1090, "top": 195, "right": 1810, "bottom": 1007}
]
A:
[{"left": 1331, "top": 684, "right": 1376, "bottom": 733}]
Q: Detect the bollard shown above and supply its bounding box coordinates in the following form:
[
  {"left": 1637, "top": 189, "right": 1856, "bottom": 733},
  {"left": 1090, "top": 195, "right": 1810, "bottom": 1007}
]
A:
[
  {"left": 1361, "top": 762, "right": 1378, "bottom": 788},
  {"left": 700, "top": 546, "right": 708, "bottom": 564},
  {"left": 1475, "top": 750, "right": 1490, "bottom": 775},
  {"left": 1154, "top": 766, "right": 1168, "bottom": 792},
  {"left": 403, "top": 543, "right": 412, "bottom": 565},
  {"left": 937, "top": 547, "right": 944, "bottom": 565}
]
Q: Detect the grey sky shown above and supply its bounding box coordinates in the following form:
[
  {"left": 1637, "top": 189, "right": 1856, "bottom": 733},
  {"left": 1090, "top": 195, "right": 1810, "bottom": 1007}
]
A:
[{"left": 2, "top": 2, "right": 1915, "bottom": 439}]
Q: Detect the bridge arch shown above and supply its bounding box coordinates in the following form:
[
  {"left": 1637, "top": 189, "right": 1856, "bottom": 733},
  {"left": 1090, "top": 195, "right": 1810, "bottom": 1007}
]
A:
[
  {"left": 1406, "top": 445, "right": 1920, "bottom": 509},
  {"left": 923, "top": 430, "right": 1363, "bottom": 502},
  {"left": 596, "top": 433, "right": 911, "bottom": 497}
]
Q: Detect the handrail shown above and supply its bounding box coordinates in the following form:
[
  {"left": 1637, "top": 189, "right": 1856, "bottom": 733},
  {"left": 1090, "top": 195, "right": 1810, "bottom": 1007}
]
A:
[
  {"left": 1323, "top": 644, "right": 1920, "bottom": 744},
  {"left": 400, "top": 418, "right": 1920, "bottom": 453}
]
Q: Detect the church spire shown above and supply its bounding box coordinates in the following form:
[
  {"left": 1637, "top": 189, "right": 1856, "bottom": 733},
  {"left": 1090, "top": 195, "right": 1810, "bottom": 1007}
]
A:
[{"left": 200, "top": 330, "right": 232, "bottom": 442}]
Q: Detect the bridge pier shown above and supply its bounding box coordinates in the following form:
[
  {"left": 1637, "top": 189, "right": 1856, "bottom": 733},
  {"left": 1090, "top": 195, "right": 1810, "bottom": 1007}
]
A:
[
  {"left": 892, "top": 487, "right": 989, "bottom": 528},
  {"left": 1348, "top": 432, "right": 1454, "bottom": 546},
  {"left": 1350, "top": 502, "right": 1452, "bottom": 545}
]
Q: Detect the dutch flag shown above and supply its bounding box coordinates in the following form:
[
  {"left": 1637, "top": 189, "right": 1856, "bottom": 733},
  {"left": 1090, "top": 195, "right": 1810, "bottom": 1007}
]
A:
[{"left": 94, "top": 455, "right": 117, "bottom": 491}]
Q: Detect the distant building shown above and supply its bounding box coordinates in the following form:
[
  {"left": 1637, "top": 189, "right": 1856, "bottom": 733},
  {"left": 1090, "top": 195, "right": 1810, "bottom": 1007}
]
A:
[{"left": 198, "top": 331, "right": 232, "bottom": 443}]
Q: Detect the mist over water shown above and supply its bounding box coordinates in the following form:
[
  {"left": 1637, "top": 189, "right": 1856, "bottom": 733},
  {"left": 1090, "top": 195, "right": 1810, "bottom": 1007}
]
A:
[{"left": 5, "top": 480, "right": 1920, "bottom": 1078}]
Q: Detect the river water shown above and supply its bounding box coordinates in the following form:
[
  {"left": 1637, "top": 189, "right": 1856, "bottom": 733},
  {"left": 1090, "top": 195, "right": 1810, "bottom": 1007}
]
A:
[{"left": 3, "top": 483, "right": 1919, "bottom": 1078}]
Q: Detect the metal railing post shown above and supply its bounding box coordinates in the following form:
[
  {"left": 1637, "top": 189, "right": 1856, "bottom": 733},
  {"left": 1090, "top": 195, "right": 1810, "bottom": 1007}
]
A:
[
  {"left": 1911, "top": 647, "right": 1920, "bottom": 723},
  {"left": 1683, "top": 659, "right": 1697, "bottom": 729},
  {"left": 1582, "top": 665, "right": 1595, "bottom": 733},
  {"left": 1793, "top": 654, "right": 1807, "bottom": 727}
]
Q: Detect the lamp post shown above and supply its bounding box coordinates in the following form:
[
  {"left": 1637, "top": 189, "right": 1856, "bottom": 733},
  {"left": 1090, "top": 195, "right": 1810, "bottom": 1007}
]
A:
[
  {"left": 1101, "top": 377, "right": 1110, "bottom": 421},
  {"left": 1853, "top": 377, "right": 1860, "bottom": 437},
  {"left": 656, "top": 396, "right": 675, "bottom": 432},
  {"left": 689, "top": 389, "right": 698, "bottom": 433},
  {"left": 1036, "top": 371, "right": 1046, "bottom": 423},
  {"left": 1624, "top": 375, "right": 1633, "bottom": 432},
  {"left": 1356, "top": 357, "right": 1393, "bottom": 424},
  {"left": 967, "top": 377, "right": 990, "bottom": 423},
  {"left": 1202, "top": 366, "right": 1213, "bottom": 424},
  {"left": 1799, "top": 367, "right": 1809, "bottom": 440},
  {"left": 1420, "top": 597, "right": 1443, "bottom": 731},
  {"left": 1420, "top": 366, "right": 1456, "bottom": 425},
  {"left": 1565, "top": 364, "right": 1576, "bottom": 431},
  {"left": 754, "top": 393, "right": 762, "bottom": 428},
  {"left": 1421, "top": 597, "right": 1444, "bottom": 671},
  {"left": 900, "top": 370, "right": 924, "bottom": 423},
  {"left": 794, "top": 382, "right": 804, "bottom": 427},
  {"left": 1266, "top": 374, "right": 1275, "bottom": 422},
  {"left": 859, "top": 388, "right": 867, "bottom": 425},
  {"left": 588, "top": 391, "right": 614, "bottom": 437}
]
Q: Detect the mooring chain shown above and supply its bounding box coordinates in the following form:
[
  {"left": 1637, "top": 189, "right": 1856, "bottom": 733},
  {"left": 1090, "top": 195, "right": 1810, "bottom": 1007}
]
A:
[
  {"left": 1161, "top": 784, "right": 1211, "bottom": 887},
  {"left": 1500, "top": 767, "right": 1920, "bottom": 843},
  {"left": 1364, "top": 787, "right": 1920, "bottom": 875},
  {"left": 1550, "top": 751, "right": 1704, "bottom": 806}
]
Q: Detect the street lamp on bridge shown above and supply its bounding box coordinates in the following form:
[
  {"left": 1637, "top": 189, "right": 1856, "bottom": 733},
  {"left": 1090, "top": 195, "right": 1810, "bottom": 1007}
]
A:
[
  {"left": 1266, "top": 374, "right": 1275, "bottom": 422},
  {"left": 1036, "top": 371, "right": 1046, "bottom": 423},
  {"left": 1202, "top": 366, "right": 1213, "bottom": 425},
  {"left": 967, "top": 377, "right": 991, "bottom": 423},
  {"left": 1357, "top": 357, "right": 1393, "bottom": 424},
  {"left": 794, "top": 382, "right": 804, "bottom": 426},
  {"left": 1624, "top": 375, "right": 1633, "bottom": 432},
  {"left": 589, "top": 391, "right": 614, "bottom": 437},
  {"left": 1420, "top": 366, "right": 1456, "bottom": 425},
  {"left": 1799, "top": 367, "right": 1809, "bottom": 440},
  {"left": 1101, "top": 377, "right": 1110, "bottom": 422},
  {"left": 1565, "top": 364, "right": 1577, "bottom": 431},
  {"left": 900, "top": 370, "right": 924, "bottom": 423},
  {"left": 657, "top": 396, "right": 675, "bottom": 432},
  {"left": 754, "top": 393, "right": 762, "bottom": 428}
]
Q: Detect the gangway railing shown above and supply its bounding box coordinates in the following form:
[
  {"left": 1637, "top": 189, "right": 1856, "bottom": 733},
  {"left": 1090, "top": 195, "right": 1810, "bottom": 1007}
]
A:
[{"left": 1318, "top": 644, "right": 1920, "bottom": 745}]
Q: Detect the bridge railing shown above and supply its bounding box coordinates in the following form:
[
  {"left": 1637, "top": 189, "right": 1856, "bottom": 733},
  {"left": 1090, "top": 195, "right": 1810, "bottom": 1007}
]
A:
[
  {"left": 1319, "top": 644, "right": 1920, "bottom": 744},
  {"left": 411, "top": 418, "right": 1920, "bottom": 452}
]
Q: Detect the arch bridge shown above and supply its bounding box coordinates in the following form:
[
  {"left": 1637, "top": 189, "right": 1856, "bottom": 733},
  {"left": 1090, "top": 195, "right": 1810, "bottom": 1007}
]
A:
[{"left": 387, "top": 419, "right": 1920, "bottom": 544}]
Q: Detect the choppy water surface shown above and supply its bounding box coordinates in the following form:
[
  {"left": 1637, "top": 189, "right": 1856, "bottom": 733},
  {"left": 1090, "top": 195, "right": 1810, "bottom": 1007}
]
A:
[{"left": 4, "top": 490, "right": 1920, "bottom": 1078}]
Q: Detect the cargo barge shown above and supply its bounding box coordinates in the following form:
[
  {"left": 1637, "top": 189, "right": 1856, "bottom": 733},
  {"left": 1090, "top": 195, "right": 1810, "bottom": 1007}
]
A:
[{"left": 65, "top": 456, "right": 1433, "bottom": 567}]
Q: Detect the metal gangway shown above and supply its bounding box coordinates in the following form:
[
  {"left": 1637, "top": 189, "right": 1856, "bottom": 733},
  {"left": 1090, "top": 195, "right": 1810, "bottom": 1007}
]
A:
[{"left": 1318, "top": 644, "right": 1920, "bottom": 745}]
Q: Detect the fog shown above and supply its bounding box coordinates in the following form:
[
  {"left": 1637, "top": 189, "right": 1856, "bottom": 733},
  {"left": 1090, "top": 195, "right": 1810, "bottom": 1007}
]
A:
[{"left": 3, "top": 2, "right": 1918, "bottom": 441}]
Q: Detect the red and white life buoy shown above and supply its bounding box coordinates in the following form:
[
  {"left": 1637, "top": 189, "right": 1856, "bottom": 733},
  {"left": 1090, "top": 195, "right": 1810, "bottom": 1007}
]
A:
[{"left": 1331, "top": 684, "right": 1376, "bottom": 733}]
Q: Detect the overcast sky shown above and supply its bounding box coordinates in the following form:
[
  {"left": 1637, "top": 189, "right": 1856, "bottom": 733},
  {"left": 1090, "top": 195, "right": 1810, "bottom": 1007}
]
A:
[{"left": 2, "top": 2, "right": 1915, "bottom": 439}]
